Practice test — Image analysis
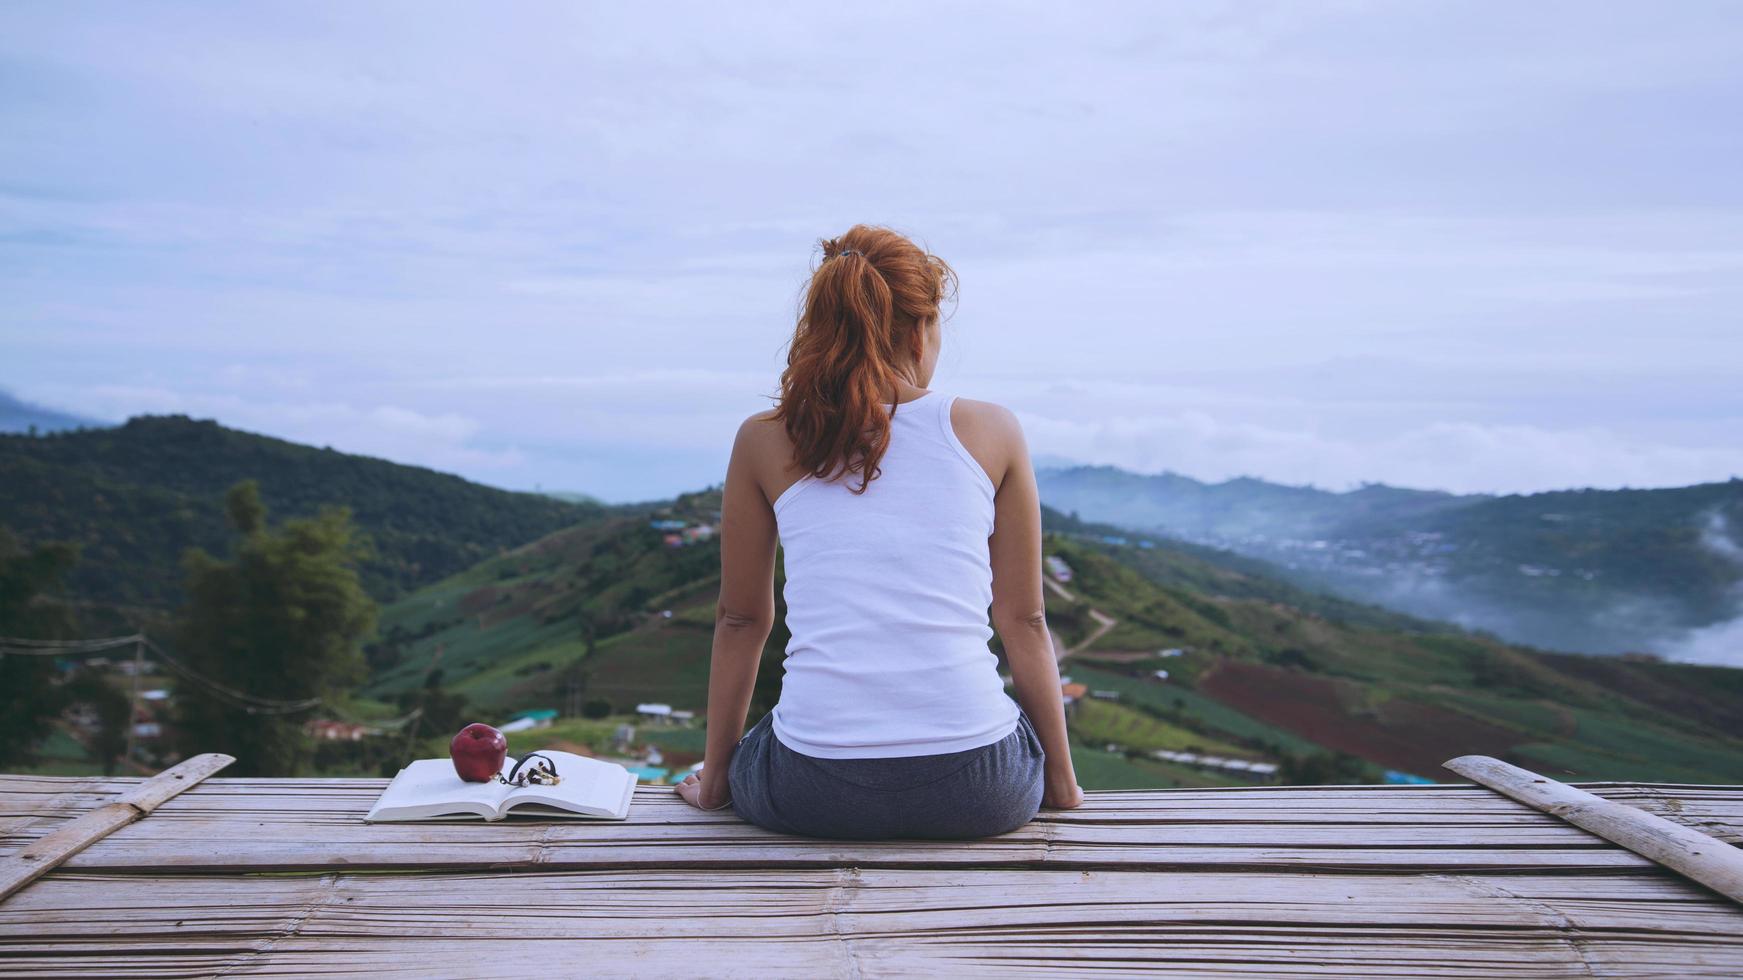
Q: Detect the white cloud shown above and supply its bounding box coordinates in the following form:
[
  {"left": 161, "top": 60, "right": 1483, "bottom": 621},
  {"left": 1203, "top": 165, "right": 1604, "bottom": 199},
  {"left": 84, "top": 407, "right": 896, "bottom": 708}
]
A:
[
  {"left": 3, "top": 2, "right": 1742, "bottom": 499},
  {"left": 1018, "top": 409, "right": 1743, "bottom": 495},
  {"left": 42, "top": 384, "right": 523, "bottom": 476},
  {"left": 1663, "top": 617, "right": 1743, "bottom": 668}
]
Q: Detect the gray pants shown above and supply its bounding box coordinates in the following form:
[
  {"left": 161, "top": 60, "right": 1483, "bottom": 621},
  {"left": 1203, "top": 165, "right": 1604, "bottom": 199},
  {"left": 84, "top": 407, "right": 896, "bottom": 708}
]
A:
[{"left": 725, "top": 709, "right": 1045, "bottom": 840}]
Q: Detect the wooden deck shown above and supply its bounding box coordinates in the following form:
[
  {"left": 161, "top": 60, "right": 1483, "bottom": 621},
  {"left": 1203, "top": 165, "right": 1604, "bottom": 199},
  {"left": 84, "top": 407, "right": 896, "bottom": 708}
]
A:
[{"left": 3, "top": 767, "right": 1742, "bottom": 977}]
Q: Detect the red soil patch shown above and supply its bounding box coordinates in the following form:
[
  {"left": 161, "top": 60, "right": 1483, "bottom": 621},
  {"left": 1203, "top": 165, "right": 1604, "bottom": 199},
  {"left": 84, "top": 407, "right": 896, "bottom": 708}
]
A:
[
  {"left": 459, "top": 585, "right": 503, "bottom": 616},
  {"left": 462, "top": 581, "right": 556, "bottom": 629},
  {"left": 1197, "top": 659, "right": 1527, "bottom": 778}
]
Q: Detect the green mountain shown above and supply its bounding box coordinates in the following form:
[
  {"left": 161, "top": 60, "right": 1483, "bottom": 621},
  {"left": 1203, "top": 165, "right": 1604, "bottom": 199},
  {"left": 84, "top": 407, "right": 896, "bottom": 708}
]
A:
[
  {"left": 1038, "top": 464, "right": 1743, "bottom": 657},
  {"left": 0, "top": 415, "right": 612, "bottom": 613},
  {"left": 364, "top": 488, "right": 1743, "bottom": 788},
  {"left": 542, "top": 491, "right": 609, "bottom": 506},
  {"left": 1038, "top": 465, "right": 1475, "bottom": 539}
]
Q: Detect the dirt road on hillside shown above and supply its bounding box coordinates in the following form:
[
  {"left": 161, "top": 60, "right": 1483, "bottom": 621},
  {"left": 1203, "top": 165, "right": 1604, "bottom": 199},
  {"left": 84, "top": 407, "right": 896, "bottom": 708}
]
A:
[{"left": 1043, "top": 576, "right": 1118, "bottom": 662}]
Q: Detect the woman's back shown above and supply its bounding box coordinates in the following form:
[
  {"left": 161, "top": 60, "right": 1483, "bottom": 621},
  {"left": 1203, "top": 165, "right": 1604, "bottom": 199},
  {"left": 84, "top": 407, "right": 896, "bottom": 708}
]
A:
[
  {"left": 675, "top": 223, "right": 1079, "bottom": 834},
  {"left": 769, "top": 388, "right": 1021, "bottom": 758}
]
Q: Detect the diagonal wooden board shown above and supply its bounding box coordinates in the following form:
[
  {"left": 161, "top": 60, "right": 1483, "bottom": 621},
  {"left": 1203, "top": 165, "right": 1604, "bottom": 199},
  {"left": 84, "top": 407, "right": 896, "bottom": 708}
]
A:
[
  {"left": 1445, "top": 754, "right": 1743, "bottom": 904},
  {"left": 0, "top": 753, "right": 233, "bottom": 904}
]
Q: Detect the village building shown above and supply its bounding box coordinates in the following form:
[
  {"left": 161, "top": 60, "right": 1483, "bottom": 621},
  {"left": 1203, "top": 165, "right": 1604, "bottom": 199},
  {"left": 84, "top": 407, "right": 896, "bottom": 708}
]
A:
[
  {"left": 511, "top": 709, "right": 558, "bottom": 729},
  {"left": 303, "top": 720, "right": 371, "bottom": 742}
]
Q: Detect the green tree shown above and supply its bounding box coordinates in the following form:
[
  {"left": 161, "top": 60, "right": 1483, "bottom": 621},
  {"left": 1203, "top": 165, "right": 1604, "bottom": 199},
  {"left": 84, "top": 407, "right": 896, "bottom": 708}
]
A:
[
  {"left": 174, "top": 481, "right": 376, "bottom": 775},
  {"left": 1277, "top": 748, "right": 1371, "bottom": 786},
  {"left": 0, "top": 527, "right": 78, "bottom": 768},
  {"left": 395, "top": 669, "right": 470, "bottom": 743},
  {"left": 61, "top": 666, "right": 130, "bottom": 775}
]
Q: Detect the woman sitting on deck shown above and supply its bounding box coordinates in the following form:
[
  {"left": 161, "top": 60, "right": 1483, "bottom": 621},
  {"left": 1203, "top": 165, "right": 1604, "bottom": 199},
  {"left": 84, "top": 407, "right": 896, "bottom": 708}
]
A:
[{"left": 674, "top": 224, "right": 1082, "bottom": 838}]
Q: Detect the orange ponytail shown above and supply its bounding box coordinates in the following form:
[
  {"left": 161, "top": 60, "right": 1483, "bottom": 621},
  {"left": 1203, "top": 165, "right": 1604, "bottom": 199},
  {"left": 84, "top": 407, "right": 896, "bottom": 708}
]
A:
[{"left": 772, "top": 225, "right": 958, "bottom": 494}]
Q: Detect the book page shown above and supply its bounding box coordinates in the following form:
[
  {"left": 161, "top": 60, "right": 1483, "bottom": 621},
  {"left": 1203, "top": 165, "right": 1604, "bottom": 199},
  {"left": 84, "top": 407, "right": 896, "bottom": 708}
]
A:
[
  {"left": 367, "top": 758, "right": 511, "bottom": 819},
  {"left": 503, "top": 750, "right": 634, "bottom": 816}
]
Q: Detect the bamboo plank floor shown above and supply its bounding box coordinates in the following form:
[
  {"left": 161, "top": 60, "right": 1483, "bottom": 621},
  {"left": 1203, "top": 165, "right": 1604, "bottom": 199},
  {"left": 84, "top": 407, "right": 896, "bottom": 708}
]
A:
[{"left": 3, "top": 775, "right": 1742, "bottom": 977}]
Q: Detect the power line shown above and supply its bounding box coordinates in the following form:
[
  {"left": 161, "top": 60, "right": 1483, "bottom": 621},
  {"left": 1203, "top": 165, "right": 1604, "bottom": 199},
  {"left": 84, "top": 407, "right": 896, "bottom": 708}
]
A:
[
  {"left": 8, "top": 628, "right": 431, "bottom": 783},
  {"left": 3, "top": 632, "right": 430, "bottom": 727},
  {"left": 140, "top": 639, "right": 323, "bottom": 713},
  {"left": 0, "top": 633, "right": 144, "bottom": 655}
]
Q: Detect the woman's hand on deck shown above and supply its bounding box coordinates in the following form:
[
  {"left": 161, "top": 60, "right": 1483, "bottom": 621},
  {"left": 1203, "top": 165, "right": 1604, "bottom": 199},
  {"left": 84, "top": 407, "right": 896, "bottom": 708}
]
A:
[
  {"left": 1042, "top": 777, "right": 1084, "bottom": 809},
  {"left": 674, "top": 768, "right": 732, "bottom": 811}
]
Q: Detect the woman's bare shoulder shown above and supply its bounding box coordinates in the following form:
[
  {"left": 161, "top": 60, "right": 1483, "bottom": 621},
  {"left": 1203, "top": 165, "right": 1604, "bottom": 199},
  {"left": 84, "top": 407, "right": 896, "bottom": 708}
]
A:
[
  {"left": 950, "top": 396, "right": 1023, "bottom": 445},
  {"left": 733, "top": 408, "right": 805, "bottom": 503},
  {"left": 736, "top": 407, "right": 785, "bottom": 440},
  {"left": 732, "top": 409, "right": 793, "bottom": 463},
  {"left": 947, "top": 396, "right": 1026, "bottom": 489}
]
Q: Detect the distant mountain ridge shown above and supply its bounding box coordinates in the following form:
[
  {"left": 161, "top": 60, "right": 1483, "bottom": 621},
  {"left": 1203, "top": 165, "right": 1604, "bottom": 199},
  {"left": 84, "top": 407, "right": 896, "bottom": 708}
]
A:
[
  {"left": 1037, "top": 464, "right": 1743, "bottom": 658},
  {"left": 0, "top": 415, "right": 612, "bottom": 614},
  {"left": 1036, "top": 464, "right": 1482, "bottom": 539},
  {"left": 0, "top": 391, "right": 101, "bottom": 435}
]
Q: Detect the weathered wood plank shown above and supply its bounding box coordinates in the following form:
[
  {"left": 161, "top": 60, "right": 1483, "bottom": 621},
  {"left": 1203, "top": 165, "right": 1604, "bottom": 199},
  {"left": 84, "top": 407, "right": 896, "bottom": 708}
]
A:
[
  {"left": 0, "top": 754, "right": 233, "bottom": 904},
  {"left": 52, "top": 805, "right": 1662, "bottom": 873},
  {"left": 1615, "top": 785, "right": 1743, "bottom": 844},
  {"left": 5, "top": 772, "right": 1741, "bottom": 976},
  {"left": 0, "top": 778, "right": 109, "bottom": 842},
  {"left": 1446, "top": 755, "right": 1743, "bottom": 904},
  {"left": 5, "top": 775, "right": 1738, "bottom": 873},
  {"left": 59, "top": 838, "right": 1662, "bottom": 874},
  {"left": 9, "top": 775, "right": 1743, "bottom": 816},
  {"left": 6, "top": 781, "right": 1729, "bottom": 828},
  {"left": 2, "top": 868, "right": 1739, "bottom": 978}
]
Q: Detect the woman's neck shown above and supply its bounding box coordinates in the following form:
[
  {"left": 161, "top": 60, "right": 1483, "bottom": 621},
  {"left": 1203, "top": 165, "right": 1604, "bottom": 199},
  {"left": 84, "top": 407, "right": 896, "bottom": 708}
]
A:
[{"left": 884, "top": 382, "right": 930, "bottom": 406}]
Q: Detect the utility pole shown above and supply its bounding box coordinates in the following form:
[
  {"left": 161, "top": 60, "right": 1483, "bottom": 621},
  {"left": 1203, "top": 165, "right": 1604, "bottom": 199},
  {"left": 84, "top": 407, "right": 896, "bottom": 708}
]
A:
[
  {"left": 122, "top": 635, "right": 145, "bottom": 771},
  {"left": 403, "top": 643, "right": 443, "bottom": 759}
]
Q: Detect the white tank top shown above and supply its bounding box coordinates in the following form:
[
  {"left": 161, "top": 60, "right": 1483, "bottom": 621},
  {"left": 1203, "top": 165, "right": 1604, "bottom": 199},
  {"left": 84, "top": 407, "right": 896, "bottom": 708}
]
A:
[{"left": 768, "top": 388, "right": 1021, "bottom": 759}]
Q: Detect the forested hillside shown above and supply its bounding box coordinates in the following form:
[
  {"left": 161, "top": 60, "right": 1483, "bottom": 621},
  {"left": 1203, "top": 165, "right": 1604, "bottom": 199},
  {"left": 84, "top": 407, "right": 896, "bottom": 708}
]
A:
[{"left": 0, "top": 415, "right": 611, "bottom": 610}]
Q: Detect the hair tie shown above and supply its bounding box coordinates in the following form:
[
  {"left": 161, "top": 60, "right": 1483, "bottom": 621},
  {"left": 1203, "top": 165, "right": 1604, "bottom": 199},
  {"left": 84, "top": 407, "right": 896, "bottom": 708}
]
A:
[{"left": 836, "top": 248, "right": 863, "bottom": 259}]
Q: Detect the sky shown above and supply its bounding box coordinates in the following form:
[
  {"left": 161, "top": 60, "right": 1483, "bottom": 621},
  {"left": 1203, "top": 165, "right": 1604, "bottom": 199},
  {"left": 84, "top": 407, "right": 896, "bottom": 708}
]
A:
[{"left": 3, "top": 2, "right": 1741, "bottom": 502}]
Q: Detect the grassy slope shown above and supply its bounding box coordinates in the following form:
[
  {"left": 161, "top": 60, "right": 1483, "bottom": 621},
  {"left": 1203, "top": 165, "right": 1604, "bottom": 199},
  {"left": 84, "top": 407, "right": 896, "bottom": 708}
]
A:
[
  {"left": 1054, "top": 537, "right": 1743, "bottom": 782},
  {"left": 365, "top": 489, "right": 734, "bottom": 715},
  {"left": 366, "top": 491, "right": 1743, "bottom": 788}
]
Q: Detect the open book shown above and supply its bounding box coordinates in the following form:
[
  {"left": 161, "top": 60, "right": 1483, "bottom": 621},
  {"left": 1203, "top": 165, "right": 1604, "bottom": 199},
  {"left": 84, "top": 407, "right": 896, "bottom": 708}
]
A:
[{"left": 364, "top": 750, "right": 637, "bottom": 822}]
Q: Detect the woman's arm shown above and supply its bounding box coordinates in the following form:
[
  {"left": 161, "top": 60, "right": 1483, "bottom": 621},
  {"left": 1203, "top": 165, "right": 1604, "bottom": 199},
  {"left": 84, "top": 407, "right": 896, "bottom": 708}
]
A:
[
  {"left": 675, "top": 415, "right": 780, "bottom": 810},
  {"left": 984, "top": 405, "right": 1083, "bottom": 809}
]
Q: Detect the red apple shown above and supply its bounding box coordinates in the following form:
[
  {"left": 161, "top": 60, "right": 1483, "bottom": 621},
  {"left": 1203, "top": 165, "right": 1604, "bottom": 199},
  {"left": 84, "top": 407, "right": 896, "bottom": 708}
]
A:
[{"left": 450, "top": 723, "right": 507, "bottom": 782}]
